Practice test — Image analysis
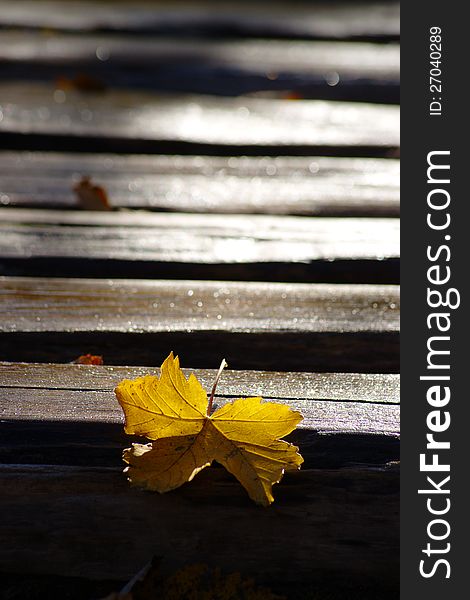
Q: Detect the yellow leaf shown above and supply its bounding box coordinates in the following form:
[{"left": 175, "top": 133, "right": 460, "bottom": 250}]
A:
[{"left": 115, "top": 352, "right": 303, "bottom": 506}]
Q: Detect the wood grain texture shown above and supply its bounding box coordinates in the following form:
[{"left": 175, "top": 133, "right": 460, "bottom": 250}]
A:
[
  {"left": 0, "top": 386, "right": 399, "bottom": 436},
  {"left": 0, "top": 277, "right": 400, "bottom": 334},
  {"left": 0, "top": 362, "right": 400, "bottom": 466},
  {"left": 0, "top": 209, "right": 400, "bottom": 282},
  {"left": 0, "top": 1, "right": 400, "bottom": 40},
  {"left": 0, "top": 277, "right": 399, "bottom": 370},
  {"left": 0, "top": 362, "right": 400, "bottom": 470},
  {"left": 0, "top": 32, "right": 399, "bottom": 101},
  {"left": 0, "top": 83, "right": 400, "bottom": 155},
  {"left": 0, "top": 0, "right": 400, "bottom": 592},
  {"left": 1, "top": 370, "right": 399, "bottom": 584},
  {"left": 0, "top": 361, "right": 400, "bottom": 436},
  {"left": 0, "top": 152, "right": 400, "bottom": 216},
  {"left": 0, "top": 362, "right": 400, "bottom": 403}
]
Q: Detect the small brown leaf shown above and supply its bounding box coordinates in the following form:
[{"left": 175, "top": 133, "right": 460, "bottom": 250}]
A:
[
  {"left": 73, "top": 176, "right": 112, "bottom": 211},
  {"left": 72, "top": 354, "right": 104, "bottom": 365},
  {"left": 56, "top": 74, "right": 106, "bottom": 92}
]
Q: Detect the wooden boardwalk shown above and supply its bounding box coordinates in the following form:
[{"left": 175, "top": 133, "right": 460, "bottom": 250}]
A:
[{"left": 0, "top": 2, "right": 400, "bottom": 598}]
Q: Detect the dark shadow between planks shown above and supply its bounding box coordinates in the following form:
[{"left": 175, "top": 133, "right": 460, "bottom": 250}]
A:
[
  {"left": 0, "top": 131, "right": 399, "bottom": 158},
  {"left": 0, "top": 256, "right": 400, "bottom": 285},
  {"left": 0, "top": 331, "right": 400, "bottom": 373},
  {"left": 0, "top": 418, "right": 399, "bottom": 470}
]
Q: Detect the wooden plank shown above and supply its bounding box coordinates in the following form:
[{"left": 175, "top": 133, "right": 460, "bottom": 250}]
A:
[
  {"left": 0, "top": 209, "right": 400, "bottom": 282},
  {"left": 0, "top": 277, "right": 400, "bottom": 334},
  {"left": 0, "top": 368, "right": 399, "bottom": 588},
  {"left": 0, "top": 83, "right": 400, "bottom": 155},
  {"left": 0, "top": 386, "right": 399, "bottom": 436},
  {"left": 0, "top": 32, "right": 399, "bottom": 102},
  {"left": 0, "top": 1, "right": 400, "bottom": 40},
  {"left": 0, "top": 361, "right": 400, "bottom": 466},
  {"left": 0, "top": 364, "right": 399, "bottom": 467},
  {"left": 0, "top": 362, "right": 400, "bottom": 403},
  {"left": 0, "top": 465, "right": 399, "bottom": 594},
  {"left": 0, "top": 152, "right": 400, "bottom": 216},
  {"left": 0, "top": 362, "right": 399, "bottom": 461},
  {"left": 0, "top": 33, "right": 400, "bottom": 79},
  {"left": 0, "top": 277, "right": 399, "bottom": 371}
]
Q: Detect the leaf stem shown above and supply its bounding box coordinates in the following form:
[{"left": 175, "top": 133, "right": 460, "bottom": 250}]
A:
[{"left": 208, "top": 358, "right": 227, "bottom": 415}]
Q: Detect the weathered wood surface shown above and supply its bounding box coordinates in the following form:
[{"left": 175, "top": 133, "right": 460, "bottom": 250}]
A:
[
  {"left": 0, "top": 362, "right": 400, "bottom": 403},
  {"left": 0, "top": 209, "right": 400, "bottom": 282},
  {"left": 0, "top": 364, "right": 399, "bottom": 469},
  {"left": 0, "top": 277, "right": 399, "bottom": 371},
  {"left": 0, "top": 277, "right": 400, "bottom": 334},
  {"left": 0, "top": 83, "right": 400, "bottom": 155},
  {"left": 0, "top": 2, "right": 400, "bottom": 593},
  {"left": 0, "top": 32, "right": 399, "bottom": 101},
  {"left": 0, "top": 1, "right": 400, "bottom": 40},
  {"left": 0, "top": 386, "right": 398, "bottom": 437},
  {"left": 0, "top": 465, "right": 399, "bottom": 593},
  {"left": 0, "top": 365, "right": 399, "bottom": 589},
  {"left": 0, "top": 362, "right": 399, "bottom": 436},
  {"left": 0, "top": 152, "right": 400, "bottom": 216}
]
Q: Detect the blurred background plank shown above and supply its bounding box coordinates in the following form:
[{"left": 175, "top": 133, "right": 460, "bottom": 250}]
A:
[
  {"left": 0, "top": 152, "right": 399, "bottom": 216},
  {"left": 0, "top": 210, "right": 399, "bottom": 282},
  {"left": 0, "top": 1, "right": 400, "bottom": 40},
  {"left": 0, "top": 32, "right": 399, "bottom": 102},
  {"left": 0, "top": 83, "right": 400, "bottom": 156}
]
